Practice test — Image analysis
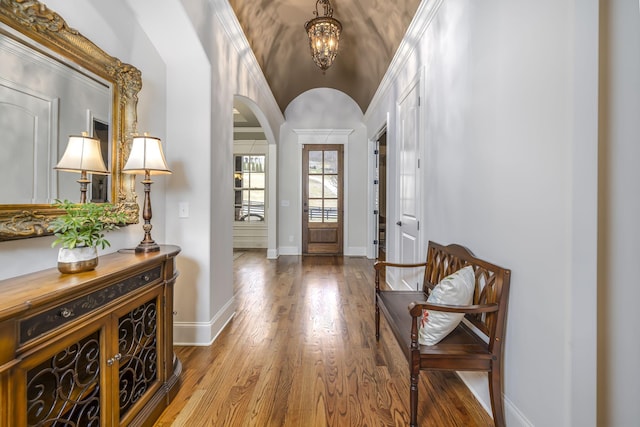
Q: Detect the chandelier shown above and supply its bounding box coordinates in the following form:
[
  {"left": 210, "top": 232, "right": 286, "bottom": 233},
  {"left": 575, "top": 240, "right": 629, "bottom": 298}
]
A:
[{"left": 304, "top": 0, "right": 342, "bottom": 71}]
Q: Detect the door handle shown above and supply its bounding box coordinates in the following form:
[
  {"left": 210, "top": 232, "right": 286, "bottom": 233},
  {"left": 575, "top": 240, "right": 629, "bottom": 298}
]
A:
[{"left": 396, "top": 221, "right": 402, "bottom": 226}]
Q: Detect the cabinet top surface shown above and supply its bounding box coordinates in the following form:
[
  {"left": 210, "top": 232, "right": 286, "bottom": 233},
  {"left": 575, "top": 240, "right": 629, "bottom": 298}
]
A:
[{"left": 0, "top": 245, "right": 180, "bottom": 321}]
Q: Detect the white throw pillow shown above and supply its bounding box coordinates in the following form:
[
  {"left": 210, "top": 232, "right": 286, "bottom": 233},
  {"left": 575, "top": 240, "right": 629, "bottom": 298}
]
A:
[{"left": 418, "top": 265, "right": 475, "bottom": 346}]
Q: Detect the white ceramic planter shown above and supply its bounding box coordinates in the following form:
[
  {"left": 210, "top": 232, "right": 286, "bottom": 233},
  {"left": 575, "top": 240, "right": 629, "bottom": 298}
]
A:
[{"left": 57, "top": 246, "right": 98, "bottom": 274}]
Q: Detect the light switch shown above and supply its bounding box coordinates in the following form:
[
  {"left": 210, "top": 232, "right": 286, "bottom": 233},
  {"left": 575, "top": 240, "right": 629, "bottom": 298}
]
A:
[{"left": 178, "top": 202, "right": 189, "bottom": 218}]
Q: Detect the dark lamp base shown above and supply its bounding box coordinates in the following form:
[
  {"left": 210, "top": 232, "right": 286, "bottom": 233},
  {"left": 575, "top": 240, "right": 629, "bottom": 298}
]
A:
[{"left": 135, "top": 242, "right": 161, "bottom": 253}]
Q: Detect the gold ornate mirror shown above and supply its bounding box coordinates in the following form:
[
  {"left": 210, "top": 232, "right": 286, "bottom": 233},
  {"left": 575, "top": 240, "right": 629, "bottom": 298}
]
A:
[{"left": 0, "top": 0, "right": 140, "bottom": 241}]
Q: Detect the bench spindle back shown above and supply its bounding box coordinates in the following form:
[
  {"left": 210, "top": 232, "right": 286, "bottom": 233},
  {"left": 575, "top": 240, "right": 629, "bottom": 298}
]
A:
[{"left": 423, "top": 242, "right": 510, "bottom": 353}]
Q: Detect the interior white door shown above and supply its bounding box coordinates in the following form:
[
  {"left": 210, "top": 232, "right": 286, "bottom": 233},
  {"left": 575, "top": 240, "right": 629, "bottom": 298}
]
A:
[{"left": 397, "top": 80, "right": 421, "bottom": 290}]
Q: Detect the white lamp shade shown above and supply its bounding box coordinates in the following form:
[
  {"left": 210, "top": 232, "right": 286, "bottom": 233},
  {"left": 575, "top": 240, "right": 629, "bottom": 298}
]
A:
[
  {"left": 55, "top": 134, "right": 109, "bottom": 174},
  {"left": 122, "top": 135, "right": 171, "bottom": 175}
]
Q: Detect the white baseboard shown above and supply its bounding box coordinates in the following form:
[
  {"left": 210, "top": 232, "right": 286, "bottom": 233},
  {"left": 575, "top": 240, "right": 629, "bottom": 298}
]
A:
[
  {"left": 384, "top": 269, "right": 413, "bottom": 290},
  {"left": 505, "top": 394, "right": 534, "bottom": 426},
  {"left": 277, "top": 246, "right": 367, "bottom": 257},
  {"left": 457, "top": 372, "right": 491, "bottom": 415},
  {"left": 173, "top": 297, "right": 235, "bottom": 346},
  {"left": 267, "top": 248, "right": 279, "bottom": 259},
  {"left": 278, "top": 246, "right": 299, "bottom": 255},
  {"left": 345, "top": 246, "right": 367, "bottom": 256},
  {"left": 457, "top": 372, "right": 533, "bottom": 427}
]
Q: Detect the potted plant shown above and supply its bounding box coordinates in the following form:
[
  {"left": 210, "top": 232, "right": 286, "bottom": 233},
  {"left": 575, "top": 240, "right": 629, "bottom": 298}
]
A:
[{"left": 49, "top": 200, "right": 128, "bottom": 273}]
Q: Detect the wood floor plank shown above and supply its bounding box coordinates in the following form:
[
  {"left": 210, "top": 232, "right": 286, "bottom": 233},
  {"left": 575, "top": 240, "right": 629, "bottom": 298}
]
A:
[
  {"left": 154, "top": 251, "right": 493, "bottom": 426},
  {"left": 168, "top": 389, "right": 207, "bottom": 427}
]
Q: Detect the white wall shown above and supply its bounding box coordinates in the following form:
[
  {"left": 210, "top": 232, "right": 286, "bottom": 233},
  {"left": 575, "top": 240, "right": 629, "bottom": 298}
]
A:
[
  {"left": 598, "top": 1, "right": 640, "bottom": 425},
  {"left": 279, "top": 88, "right": 368, "bottom": 256},
  {"left": 125, "top": 0, "right": 215, "bottom": 345},
  {"left": 0, "top": 0, "right": 166, "bottom": 280},
  {"left": 365, "top": 0, "right": 599, "bottom": 425},
  {"left": 125, "top": 0, "right": 284, "bottom": 345}
]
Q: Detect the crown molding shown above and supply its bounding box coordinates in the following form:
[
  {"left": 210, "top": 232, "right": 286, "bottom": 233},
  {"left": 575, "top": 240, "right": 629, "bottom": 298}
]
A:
[{"left": 364, "top": 0, "right": 445, "bottom": 122}]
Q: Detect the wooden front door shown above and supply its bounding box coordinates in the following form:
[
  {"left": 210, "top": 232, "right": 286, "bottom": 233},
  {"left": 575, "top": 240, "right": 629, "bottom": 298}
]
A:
[{"left": 302, "top": 144, "right": 343, "bottom": 255}]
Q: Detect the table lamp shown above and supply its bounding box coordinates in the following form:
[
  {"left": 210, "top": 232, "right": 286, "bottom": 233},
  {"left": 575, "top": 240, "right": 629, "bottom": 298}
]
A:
[
  {"left": 122, "top": 133, "right": 171, "bottom": 253},
  {"left": 54, "top": 132, "right": 109, "bottom": 203}
]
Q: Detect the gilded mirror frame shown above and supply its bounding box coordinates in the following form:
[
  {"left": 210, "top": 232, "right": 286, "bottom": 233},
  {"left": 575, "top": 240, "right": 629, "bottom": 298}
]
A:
[{"left": 0, "top": 0, "right": 140, "bottom": 241}]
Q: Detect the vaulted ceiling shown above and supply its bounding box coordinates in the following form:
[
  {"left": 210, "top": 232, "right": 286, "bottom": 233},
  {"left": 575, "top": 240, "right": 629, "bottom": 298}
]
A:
[{"left": 228, "top": 0, "right": 421, "bottom": 113}]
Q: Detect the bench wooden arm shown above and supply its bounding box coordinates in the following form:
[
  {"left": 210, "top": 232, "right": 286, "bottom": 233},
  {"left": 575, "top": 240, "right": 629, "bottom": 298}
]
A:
[
  {"left": 375, "top": 260, "right": 428, "bottom": 292},
  {"left": 407, "top": 301, "right": 500, "bottom": 353},
  {"left": 407, "top": 301, "right": 499, "bottom": 317},
  {"left": 374, "top": 260, "right": 428, "bottom": 271}
]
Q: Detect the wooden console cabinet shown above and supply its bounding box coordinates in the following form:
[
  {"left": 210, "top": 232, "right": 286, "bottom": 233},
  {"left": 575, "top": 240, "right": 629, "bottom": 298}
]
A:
[{"left": 0, "top": 245, "right": 181, "bottom": 426}]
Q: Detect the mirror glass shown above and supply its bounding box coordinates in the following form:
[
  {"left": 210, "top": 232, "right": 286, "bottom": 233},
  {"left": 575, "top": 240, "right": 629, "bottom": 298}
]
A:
[
  {"left": 0, "top": 0, "right": 141, "bottom": 240},
  {"left": 0, "top": 31, "right": 112, "bottom": 204}
]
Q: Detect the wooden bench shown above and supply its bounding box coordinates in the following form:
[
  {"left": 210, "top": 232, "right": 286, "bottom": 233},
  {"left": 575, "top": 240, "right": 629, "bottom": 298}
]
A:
[{"left": 374, "top": 241, "right": 511, "bottom": 427}]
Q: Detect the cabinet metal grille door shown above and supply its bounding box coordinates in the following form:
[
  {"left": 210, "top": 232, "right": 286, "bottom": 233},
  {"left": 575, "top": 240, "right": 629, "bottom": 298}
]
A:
[
  {"left": 118, "top": 298, "right": 158, "bottom": 419},
  {"left": 26, "top": 331, "right": 101, "bottom": 426}
]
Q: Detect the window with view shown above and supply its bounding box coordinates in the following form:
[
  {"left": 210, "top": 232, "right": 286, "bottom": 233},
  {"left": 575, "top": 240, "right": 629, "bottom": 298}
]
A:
[{"left": 234, "top": 155, "right": 265, "bottom": 222}]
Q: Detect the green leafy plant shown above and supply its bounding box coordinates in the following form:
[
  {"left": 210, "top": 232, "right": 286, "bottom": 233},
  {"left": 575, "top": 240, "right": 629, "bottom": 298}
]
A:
[{"left": 49, "top": 200, "right": 128, "bottom": 250}]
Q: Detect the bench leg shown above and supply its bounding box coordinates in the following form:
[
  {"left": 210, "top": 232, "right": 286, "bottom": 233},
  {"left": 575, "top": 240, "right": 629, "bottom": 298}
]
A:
[
  {"left": 489, "top": 361, "right": 506, "bottom": 427},
  {"left": 410, "top": 371, "right": 419, "bottom": 427},
  {"left": 375, "top": 302, "right": 380, "bottom": 341}
]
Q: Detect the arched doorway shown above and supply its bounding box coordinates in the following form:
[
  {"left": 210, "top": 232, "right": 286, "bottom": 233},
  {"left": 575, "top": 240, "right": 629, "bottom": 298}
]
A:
[{"left": 232, "top": 96, "right": 278, "bottom": 258}]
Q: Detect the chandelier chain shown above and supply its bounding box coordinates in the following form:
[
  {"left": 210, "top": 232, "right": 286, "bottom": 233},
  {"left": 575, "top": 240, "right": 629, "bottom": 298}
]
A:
[{"left": 313, "top": 0, "right": 334, "bottom": 18}]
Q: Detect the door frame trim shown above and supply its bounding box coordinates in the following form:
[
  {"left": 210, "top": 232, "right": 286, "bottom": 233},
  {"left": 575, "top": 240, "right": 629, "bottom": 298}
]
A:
[
  {"left": 293, "top": 129, "right": 353, "bottom": 255},
  {"left": 368, "top": 120, "right": 389, "bottom": 260}
]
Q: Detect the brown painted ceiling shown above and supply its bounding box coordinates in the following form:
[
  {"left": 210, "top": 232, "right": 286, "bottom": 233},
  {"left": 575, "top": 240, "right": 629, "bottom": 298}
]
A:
[{"left": 228, "top": 0, "right": 421, "bottom": 113}]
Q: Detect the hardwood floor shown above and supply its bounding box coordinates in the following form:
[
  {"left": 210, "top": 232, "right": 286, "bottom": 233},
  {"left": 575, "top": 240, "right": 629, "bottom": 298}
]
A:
[{"left": 154, "top": 250, "right": 493, "bottom": 426}]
